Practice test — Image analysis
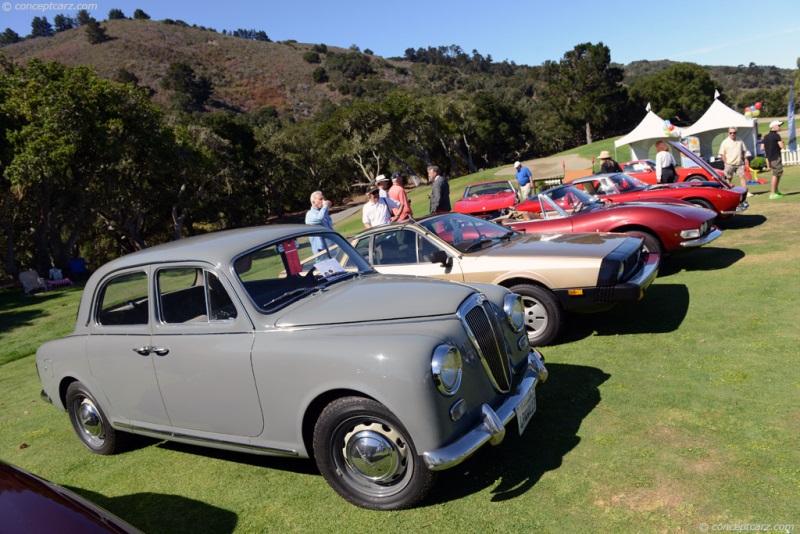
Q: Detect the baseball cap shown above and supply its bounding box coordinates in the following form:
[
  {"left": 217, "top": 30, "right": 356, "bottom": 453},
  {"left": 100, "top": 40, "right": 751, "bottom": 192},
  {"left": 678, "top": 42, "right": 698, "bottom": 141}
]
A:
[
  {"left": 769, "top": 120, "right": 783, "bottom": 128},
  {"left": 391, "top": 171, "right": 404, "bottom": 180},
  {"left": 375, "top": 174, "right": 390, "bottom": 183},
  {"left": 513, "top": 161, "right": 521, "bottom": 168}
]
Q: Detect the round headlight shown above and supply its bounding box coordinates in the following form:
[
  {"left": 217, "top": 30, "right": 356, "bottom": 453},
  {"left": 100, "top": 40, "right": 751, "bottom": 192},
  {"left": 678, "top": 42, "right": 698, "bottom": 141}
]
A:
[
  {"left": 504, "top": 294, "right": 525, "bottom": 333},
  {"left": 432, "top": 345, "right": 462, "bottom": 396}
]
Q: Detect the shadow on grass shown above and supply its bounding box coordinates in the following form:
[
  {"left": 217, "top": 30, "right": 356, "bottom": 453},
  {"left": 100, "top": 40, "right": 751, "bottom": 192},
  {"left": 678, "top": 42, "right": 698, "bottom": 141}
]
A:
[
  {"left": 0, "top": 290, "right": 75, "bottom": 334},
  {"left": 428, "top": 363, "right": 609, "bottom": 505},
  {"left": 658, "top": 246, "right": 745, "bottom": 277},
  {"left": 558, "top": 283, "right": 689, "bottom": 343},
  {"left": 66, "top": 486, "right": 238, "bottom": 534},
  {"left": 716, "top": 213, "right": 767, "bottom": 230}
]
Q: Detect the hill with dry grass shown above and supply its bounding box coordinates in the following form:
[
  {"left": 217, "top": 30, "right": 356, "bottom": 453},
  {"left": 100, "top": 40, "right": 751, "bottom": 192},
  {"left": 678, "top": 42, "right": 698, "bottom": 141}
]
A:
[{"left": 2, "top": 19, "right": 415, "bottom": 116}]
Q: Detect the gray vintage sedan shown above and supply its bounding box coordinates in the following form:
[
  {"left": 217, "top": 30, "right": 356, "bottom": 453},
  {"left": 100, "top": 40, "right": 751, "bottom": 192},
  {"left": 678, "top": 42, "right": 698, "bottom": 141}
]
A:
[{"left": 36, "top": 225, "right": 547, "bottom": 510}]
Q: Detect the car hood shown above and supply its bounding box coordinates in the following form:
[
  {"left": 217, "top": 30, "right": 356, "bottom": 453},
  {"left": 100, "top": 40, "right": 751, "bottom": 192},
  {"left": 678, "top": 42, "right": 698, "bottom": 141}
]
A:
[
  {"left": 592, "top": 200, "right": 714, "bottom": 220},
  {"left": 275, "top": 274, "right": 476, "bottom": 327},
  {"left": 470, "top": 231, "right": 637, "bottom": 259}
]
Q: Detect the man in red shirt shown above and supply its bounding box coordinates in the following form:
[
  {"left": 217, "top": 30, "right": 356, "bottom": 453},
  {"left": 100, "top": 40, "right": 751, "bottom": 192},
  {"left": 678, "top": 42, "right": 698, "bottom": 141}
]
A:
[{"left": 389, "top": 172, "right": 413, "bottom": 222}]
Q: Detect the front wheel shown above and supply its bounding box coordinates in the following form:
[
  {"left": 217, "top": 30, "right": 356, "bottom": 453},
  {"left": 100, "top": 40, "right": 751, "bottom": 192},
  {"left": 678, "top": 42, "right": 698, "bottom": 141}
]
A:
[
  {"left": 66, "top": 381, "right": 121, "bottom": 455},
  {"left": 685, "top": 175, "right": 706, "bottom": 183},
  {"left": 687, "top": 198, "right": 715, "bottom": 212},
  {"left": 627, "top": 230, "right": 663, "bottom": 258},
  {"left": 313, "top": 397, "right": 436, "bottom": 510},
  {"left": 509, "top": 283, "right": 563, "bottom": 347}
]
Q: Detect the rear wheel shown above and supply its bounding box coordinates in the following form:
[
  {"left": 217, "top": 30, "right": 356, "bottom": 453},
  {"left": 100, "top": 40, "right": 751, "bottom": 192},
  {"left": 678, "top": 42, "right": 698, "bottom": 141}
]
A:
[
  {"left": 66, "top": 382, "right": 121, "bottom": 455},
  {"left": 687, "top": 198, "right": 715, "bottom": 211},
  {"left": 627, "top": 230, "right": 663, "bottom": 258},
  {"left": 685, "top": 175, "right": 705, "bottom": 182},
  {"left": 508, "top": 284, "right": 563, "bottom": 347},
  {"left": 313, "top": 396, "right": 436, "bottom": 510}
]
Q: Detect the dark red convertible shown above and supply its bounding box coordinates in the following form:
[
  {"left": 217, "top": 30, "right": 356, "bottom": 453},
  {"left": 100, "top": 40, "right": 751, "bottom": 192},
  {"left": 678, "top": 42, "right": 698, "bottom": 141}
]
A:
[{"left": 501, "top": 184, "right": 722, "bottom": 257}]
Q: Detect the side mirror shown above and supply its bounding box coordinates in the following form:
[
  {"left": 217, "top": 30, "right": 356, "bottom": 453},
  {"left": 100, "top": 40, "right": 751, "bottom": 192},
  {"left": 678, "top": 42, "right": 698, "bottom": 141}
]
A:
[{"left": 430, "top": 250, "right": 452, "bottom": 268}]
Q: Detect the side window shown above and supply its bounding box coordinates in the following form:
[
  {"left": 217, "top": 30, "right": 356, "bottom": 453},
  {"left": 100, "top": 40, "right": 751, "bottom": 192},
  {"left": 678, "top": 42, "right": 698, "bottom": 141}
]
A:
[
  {"left": 374, "top": 230, "right": 417, "bottom": 265},
  {"left": 97, "top": 271, "right": 149, "bottom": 326},
  {"left": 157, "top": 268, "right": 237, "bottom": 324},
  {"left": 354, "top": 238, "right": 371, "bottom": 263},
  {"left": 418, "top": 235, "right": 440, "bottom": 262}
]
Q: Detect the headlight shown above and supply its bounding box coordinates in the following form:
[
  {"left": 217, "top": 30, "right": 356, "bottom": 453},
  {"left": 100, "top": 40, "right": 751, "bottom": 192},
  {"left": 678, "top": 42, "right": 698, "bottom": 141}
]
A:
[
  {"left": 680, "top": 228, "right": 702, "bottom": 239},
  {"left": 503, "top": 294, "right": 525, "bottom": 333},
  {"left": 432, "top": 345, "right": 462, "bottom": 396}
]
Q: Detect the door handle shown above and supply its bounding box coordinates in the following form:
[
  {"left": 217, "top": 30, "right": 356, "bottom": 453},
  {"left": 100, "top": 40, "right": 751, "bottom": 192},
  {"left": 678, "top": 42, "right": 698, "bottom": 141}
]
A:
[
  {"left": 133, "top": 347, "right": 150, "bottom": 356},
  {"left": 151, "top": 347, "right": 169, "bottom": 356}
]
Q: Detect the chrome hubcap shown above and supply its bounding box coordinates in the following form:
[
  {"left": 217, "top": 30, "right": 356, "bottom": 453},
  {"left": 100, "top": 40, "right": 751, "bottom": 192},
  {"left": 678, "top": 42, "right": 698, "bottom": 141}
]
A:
[
  {"left": 76, "top": 397, "right": 105, "bottom": 445},
  {"left": 342, "top": 423, "right": 407, "bottom": 483},
  {"left": 522, "top": 296, "right": 548, "bottom": 336}
]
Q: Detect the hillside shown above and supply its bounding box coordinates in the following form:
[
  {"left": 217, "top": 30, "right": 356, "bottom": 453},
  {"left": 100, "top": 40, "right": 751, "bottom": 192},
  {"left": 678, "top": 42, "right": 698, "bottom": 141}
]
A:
[{"left": 3, "top": 19, "right": 416, "bottom": 115}]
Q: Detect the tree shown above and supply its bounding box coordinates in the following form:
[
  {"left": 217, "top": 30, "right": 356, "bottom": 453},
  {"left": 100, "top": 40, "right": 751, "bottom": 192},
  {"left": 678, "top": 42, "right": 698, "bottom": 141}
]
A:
[
  {"left": 160, "top": 62, "right": 213, "bottom": 112},
  {"left": 84, "top": 18, "right": 109, "bottom": 44},
  {"left": 108, "top": 9, "right": 126, "bottom": 19},
  {"left": 76, "top": 10, "right": 92, "bottom": 26},
  {"left": 0, "top": 28, "right": 22, "bottom": 45},
  {"left": 133, "top": 9, "right": 151, "bottom": 20},
  {"left": 30, "top": 17, "right": 54, "bottom": 37},
  {"left": 538, "top": 42, "right": 628, "bottom": 145},
  {"left": 53, "top": 15, "right": 75, "bottom": 32},
  {"left": 629, "top": 63, "right": 718, "bottom": 123}
]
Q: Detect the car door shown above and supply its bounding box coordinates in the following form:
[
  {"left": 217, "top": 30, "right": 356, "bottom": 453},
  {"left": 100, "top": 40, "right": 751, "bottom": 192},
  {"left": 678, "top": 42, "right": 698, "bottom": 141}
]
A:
[
  {"left": 354, "top": 229, "right": 465, "bottom": 281},
  {"left": 150, "top": 265, "right": 263, "bottom": 437},
  {"left": 86, "top": 267, "right": 171, "bottom": 426}
]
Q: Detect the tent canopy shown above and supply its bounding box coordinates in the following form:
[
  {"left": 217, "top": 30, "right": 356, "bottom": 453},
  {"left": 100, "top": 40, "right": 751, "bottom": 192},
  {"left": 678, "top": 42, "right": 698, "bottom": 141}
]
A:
[
  {"left": 614, "top": 110, "right": 676, "bottom": 161},
  {"left": 680, "top": 99, "right": 756, "bottom": 159}
]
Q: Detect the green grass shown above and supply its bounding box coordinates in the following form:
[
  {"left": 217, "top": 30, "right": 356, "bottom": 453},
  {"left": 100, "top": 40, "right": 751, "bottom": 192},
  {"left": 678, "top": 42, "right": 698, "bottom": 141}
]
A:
[{"left": 1, "top": 167, "right": 798, "bottom": 532}]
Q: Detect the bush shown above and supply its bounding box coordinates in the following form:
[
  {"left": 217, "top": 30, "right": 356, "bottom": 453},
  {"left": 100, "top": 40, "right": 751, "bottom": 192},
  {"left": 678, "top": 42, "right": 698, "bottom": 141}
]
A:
[
  {"left": 312, "top": 67, "right": 328, "bottom": 83},
  {"left": 750, "top": 156, "right": 766, "bottom": 171},
  {"left": 303, "top": 51, "right": 321, "bottom": 64}
]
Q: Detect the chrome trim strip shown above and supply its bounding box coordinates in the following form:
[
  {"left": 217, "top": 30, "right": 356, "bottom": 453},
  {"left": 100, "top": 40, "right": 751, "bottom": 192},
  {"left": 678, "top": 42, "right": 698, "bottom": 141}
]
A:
[
  {"left": 679, "top": 227, "right": 723, "bottom": 248},
  {"left": 423, "top": 350, "right": 546, "bottom": 471},
  {"left": 115, "top": 422, "right": 299, "bottom": 456}
]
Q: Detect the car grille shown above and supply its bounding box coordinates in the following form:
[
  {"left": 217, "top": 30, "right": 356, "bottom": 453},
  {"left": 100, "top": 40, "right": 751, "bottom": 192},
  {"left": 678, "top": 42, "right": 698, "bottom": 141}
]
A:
[{"left": 458, "top": 294, "right": 511, "bottom": 393}]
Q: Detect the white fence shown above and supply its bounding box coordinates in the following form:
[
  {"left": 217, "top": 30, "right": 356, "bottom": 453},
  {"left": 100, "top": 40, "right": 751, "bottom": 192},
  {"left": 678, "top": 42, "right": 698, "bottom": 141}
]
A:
[{"left": 782, "top": 148, "right": 800, "bottom": 165}]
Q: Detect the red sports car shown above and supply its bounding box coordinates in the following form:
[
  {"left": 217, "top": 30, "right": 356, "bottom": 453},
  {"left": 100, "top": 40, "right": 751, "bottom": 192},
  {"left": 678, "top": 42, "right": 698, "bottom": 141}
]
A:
[
  {"left": 503, "top": 184, "right": 722, "bottom": 257},
  {"left": 621, "top": 141, "right": 727, "bottom": 185},
  {"left": 566, "top": 173, "right": 748, "bottom": 219},
  {"left": 452, "top": 180, "right": 518, "bottom": 219}
]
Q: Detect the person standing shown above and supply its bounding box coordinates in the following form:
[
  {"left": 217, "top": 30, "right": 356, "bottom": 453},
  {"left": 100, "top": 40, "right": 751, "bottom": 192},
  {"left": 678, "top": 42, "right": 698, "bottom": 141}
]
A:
[
  {"left": 389, "top": 172, "right": 413, "bottom": 221},
  {"left": 513, "top": 161, "right": 533, "bottom": 202},
  {"left": 654, "top": 141, "right": 678, "bottom": 184},
  {"left": 597, "top": 151, "right": 623, "bottom": 174},
  {"left": 763, "top": 120, "right": 786, "bottom": 199},
  {"left": 362, "top": 188, "right": 400, "bottom": 228},
  {"left": 719, "top": 126, "right": 751, "bottom": 196},
  {"left": 428, "top": 165, "right": 450, "bottom": 214},
  {"left": 305, "top": 191, "right": 334, "bottom": 254}
]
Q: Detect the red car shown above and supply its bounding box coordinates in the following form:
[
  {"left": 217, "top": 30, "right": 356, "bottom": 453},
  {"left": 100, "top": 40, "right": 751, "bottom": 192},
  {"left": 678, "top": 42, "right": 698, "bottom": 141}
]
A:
[
  {"left": 566, "top": 173, "right": 748, "bottom": 219},
  {"left": 504, "top": 184, "right": 722, "bottom": 257},
  {"left": 621, "top": 141, "right": 727, "bottom": 185},
  {"left": 453, "top": 180, "right": 518, "bottom": 219}
]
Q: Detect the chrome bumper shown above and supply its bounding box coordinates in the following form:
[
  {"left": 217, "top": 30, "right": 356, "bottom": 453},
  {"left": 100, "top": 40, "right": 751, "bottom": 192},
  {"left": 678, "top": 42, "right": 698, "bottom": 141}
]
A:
[
  {"left": 721, "top": 201, "right": 749, "bottom": 216},
  {"left": 679, "top": 227, "right": 723, "bottom": 248},
  {"left": 422, "top": 350, "right": 547, "bottom": 471}
]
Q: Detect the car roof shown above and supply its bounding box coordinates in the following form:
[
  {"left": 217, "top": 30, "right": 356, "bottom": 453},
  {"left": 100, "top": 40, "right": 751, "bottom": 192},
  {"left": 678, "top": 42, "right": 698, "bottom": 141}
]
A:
[{"left": 96, "top": 225, "right": 328, "bottom": 274}]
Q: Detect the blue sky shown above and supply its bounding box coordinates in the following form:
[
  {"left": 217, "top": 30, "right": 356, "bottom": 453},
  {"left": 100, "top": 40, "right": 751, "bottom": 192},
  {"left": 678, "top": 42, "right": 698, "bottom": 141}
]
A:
[{"left": 1, "top": 0, "right": 798, "bottom": 69}]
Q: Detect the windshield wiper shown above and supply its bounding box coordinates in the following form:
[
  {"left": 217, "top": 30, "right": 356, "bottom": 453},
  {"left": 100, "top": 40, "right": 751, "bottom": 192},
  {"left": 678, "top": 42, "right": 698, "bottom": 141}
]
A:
[
  {"left": 464, "top": 238, "right": 494, "bottom": 252},
  {"left": 262, "top": 287, "right": 317, "bottom": 309}
]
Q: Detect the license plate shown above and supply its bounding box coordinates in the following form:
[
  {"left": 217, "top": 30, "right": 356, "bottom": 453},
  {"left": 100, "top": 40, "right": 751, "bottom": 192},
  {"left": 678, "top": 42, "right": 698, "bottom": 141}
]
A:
[{"left": 515, "top": 384, "right": 537, "bottom": 435}]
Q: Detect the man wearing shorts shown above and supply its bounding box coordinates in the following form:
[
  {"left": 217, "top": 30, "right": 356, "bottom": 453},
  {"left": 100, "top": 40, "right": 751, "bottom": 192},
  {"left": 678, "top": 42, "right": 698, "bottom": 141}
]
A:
[
  {"left": 763, "top": 120, "right": 785, "bottom": 199},
  {"left": 718, "top": 126, "right": 751, "bottom": 197}
]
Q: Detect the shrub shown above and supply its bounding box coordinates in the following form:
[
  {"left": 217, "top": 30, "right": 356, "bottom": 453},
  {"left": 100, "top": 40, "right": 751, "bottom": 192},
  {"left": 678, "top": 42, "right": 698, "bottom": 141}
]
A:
[
  {"left": 750, "top": 156, "right": 766, "bottom": 171},
  {"left": 312, "top": 44, "right": 327, "bottom": 54},
  {"left": 303, "top": 51, "right": 321, "bottom": 64},
  {"left": 312, "top": 67, "right": 328, "bottom": 83}
]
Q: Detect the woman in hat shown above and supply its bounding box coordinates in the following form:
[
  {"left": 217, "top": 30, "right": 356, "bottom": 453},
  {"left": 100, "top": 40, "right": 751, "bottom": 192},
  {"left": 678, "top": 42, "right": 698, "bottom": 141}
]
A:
[{"left": 598, "top": 150, "right": 622, "bottom": 174}]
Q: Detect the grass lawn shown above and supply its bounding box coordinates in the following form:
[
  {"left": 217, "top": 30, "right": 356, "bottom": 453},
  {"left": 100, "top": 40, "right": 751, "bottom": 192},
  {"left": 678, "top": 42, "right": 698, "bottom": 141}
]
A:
[{"left": 1, "top": 167, "right": 798, "bottom": 532}]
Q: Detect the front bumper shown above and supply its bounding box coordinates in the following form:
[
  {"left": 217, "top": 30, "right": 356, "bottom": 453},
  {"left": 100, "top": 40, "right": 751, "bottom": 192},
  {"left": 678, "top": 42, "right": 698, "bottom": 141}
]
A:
[
  {"left": 422, "top": 350, "right": 547, "bottom": 471},
  {"left": 679, "top": 227, "right": 723, "bottom": 248},
  {"left": 720, "top": 201, "right": 749, "bottom": 216}
]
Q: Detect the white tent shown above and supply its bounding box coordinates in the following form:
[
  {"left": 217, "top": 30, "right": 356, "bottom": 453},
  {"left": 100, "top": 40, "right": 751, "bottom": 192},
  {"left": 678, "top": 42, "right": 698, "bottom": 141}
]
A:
[
  {"left": 680, "top": 99, "right": 756, "bottom": 159},
  {"left": 614, "top": 110, "right": 677, "bottom": 160}
]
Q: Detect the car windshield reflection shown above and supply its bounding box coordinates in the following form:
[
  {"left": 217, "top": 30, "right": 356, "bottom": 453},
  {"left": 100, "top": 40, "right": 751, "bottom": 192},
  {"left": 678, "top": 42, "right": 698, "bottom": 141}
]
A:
[
  {"left": 420, "top": 214, "right": 516, "bottom": 253},
  {"left": 234, "top": 232, "right": 372, "bottom": 312}
]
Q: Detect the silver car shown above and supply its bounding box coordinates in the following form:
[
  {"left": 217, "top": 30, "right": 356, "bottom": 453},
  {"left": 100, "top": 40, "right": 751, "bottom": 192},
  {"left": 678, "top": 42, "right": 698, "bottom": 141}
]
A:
[{"left": 36, "top": 225, "right": 547, "bottom": 510}]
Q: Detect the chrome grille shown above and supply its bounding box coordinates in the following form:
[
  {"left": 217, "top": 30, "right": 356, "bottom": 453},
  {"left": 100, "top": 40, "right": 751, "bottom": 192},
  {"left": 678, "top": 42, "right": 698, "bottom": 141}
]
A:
[{"left": 458, "top": 294, "right": 511, "bottom": 393}]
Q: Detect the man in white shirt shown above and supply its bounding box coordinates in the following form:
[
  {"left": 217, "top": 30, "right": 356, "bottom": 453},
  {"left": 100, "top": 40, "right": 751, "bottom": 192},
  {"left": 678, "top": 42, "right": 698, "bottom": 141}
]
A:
[
  {"left": 362, "top": 188, "right": 400, "bottom": 228},
  {"left": 718, "top": 126, "right": 750, "bottom": 195}
]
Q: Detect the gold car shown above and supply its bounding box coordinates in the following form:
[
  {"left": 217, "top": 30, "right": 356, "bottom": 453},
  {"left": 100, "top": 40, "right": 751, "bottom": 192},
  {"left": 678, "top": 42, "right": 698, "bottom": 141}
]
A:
[{"left": 351, "top": 213, "right": 659, "bottom": 346}]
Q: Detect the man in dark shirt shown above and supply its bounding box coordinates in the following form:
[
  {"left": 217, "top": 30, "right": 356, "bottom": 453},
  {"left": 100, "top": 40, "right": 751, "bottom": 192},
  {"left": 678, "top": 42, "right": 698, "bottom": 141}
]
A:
[
  {"left": 763, "top": 120, "right": 785, "bottom": 199},
  {"left": 428, "top": 165, "right": 451, "bottom": 214}
]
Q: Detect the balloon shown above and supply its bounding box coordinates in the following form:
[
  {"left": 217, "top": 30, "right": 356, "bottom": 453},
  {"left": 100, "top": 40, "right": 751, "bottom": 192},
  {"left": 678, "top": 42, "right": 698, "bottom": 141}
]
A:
[
  {"left": 664, "top": 120, "right": 670, "bottom": 127},
  {"left": 669, "top": 124, "right": 675, "bottom": 131},
  {"left": 755, "top": 101, "right": 762, "bottom": 110},
  {"left": 753, "top": 109, "right": 760, "bottom": 117},
  {"left": 745, "top": 111, "right": 752, "bottom": 118}
]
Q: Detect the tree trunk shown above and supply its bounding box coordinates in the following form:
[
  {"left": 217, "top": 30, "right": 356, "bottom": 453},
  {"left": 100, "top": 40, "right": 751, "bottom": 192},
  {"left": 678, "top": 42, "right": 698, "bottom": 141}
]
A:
[{"left": 585, "top": 120, "right": 593, "bottom": 145}]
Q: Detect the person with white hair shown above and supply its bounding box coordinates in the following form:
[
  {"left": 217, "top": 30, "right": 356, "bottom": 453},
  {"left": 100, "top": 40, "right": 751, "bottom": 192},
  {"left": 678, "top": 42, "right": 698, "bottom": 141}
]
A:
[
  {"left": 305, "top": 191, "right": 334, "bottom": 254},
  {"left": 718, "top": 126, "right": 751, "bottom": 196},
  {"left": 513, "top": 161, "right": 533, "bottom": 202}
]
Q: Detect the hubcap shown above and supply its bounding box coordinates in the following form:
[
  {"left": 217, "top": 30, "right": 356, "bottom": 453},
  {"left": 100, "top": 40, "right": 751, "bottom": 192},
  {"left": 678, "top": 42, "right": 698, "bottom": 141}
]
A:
[
  {"left": 342, "top": 423, "right": 407, "bottom": 484},
  {"left": 522, "top": 296, "right": 548, "bottom": 336},
  {"left": 76, "top": 397, "right": 105, "bottom": 445}
]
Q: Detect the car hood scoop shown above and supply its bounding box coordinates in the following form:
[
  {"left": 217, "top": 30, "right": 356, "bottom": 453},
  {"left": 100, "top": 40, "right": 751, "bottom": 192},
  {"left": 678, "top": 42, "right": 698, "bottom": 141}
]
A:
[{"left": 275, "top": 274, "right": 476, "bottom": 327}]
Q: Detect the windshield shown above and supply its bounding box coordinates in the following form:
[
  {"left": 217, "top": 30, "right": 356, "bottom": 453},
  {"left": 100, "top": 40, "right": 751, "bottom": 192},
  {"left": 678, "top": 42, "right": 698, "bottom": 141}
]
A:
[
  {"left": 420, "top": 213, "right": 514, "bottom": 253},
  {"left": 464, "top": 181, "right": 515, "bottom": 198},
  {"left": 234, "top": 232, "right": 373, "bottom": 312},
  {"left": 609, "top": 174, "right": 648, "bottom": 191}
]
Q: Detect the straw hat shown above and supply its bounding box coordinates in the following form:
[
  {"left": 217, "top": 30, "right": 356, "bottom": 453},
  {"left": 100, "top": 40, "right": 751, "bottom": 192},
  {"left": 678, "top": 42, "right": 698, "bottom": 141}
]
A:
[{"left": 598, "top": 150, "right": 612, "bottom": 159}]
